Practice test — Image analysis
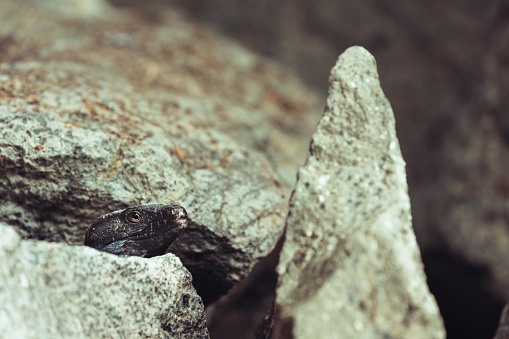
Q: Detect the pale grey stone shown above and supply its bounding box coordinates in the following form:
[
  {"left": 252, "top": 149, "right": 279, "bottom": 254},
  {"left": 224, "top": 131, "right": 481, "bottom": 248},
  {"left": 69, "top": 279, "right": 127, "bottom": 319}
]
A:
[
  {"left": 0, "top": 64, "right": 285, "bottom": 302},
  {"left": 0, "top": 0, "right": 320, "bottom": 304},
  {"left": 274, "top": 46, "right": 445, "bottom": 339},
  {"left": 0, "top": 222, "right": 209, "bottom": 339}
]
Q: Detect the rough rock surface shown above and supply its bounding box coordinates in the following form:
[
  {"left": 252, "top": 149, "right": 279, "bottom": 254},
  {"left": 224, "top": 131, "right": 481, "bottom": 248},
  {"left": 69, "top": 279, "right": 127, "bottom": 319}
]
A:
[
  {"left": 0, "top": 0, "right": 322, "bottom": 303},
  {"left": 274, "top": 47, "right": 445, "bottom": 338},
  {"left": 0, "top": 222, "right": 209, "bottom": 339}
]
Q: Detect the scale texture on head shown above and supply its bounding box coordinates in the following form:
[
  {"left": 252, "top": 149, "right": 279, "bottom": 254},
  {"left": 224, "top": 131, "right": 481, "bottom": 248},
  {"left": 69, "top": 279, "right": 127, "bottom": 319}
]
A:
[{"left": 84, "top": 204, "right": 188, "bottom": 258}]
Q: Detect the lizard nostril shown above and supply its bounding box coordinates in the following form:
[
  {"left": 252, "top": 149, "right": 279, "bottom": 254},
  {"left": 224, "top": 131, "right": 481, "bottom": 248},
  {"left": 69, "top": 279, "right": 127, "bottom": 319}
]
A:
[{"left": 178, "top": 207, "right": 187, "bottom": 219}]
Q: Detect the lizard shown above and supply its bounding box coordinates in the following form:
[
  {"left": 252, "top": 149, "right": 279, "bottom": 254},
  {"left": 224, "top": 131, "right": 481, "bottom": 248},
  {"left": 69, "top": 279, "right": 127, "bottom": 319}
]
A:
[{"left": 84, "top": 204, "right": 188, "bottom": 258}]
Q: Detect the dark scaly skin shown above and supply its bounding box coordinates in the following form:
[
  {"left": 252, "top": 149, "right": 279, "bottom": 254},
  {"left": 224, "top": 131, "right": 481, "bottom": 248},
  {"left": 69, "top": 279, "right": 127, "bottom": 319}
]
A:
[{"left": 84, "top": 204, "right": 188, "bottom": 258}]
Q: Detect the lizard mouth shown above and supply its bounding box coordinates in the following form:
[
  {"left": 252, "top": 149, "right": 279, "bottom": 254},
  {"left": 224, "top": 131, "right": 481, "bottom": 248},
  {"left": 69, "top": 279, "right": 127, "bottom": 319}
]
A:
[
  {"left": 173, "top": 206, "right": 188, "bottom": 229},
  {"left": 173, "top": 218, "right": 188, "bottom": 232}
]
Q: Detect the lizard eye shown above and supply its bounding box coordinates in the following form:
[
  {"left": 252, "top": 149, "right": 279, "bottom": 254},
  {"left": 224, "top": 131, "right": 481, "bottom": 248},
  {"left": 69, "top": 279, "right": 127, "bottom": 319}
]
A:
[{"left": 128, "top": 211, "right": 141, "bottom": 223}]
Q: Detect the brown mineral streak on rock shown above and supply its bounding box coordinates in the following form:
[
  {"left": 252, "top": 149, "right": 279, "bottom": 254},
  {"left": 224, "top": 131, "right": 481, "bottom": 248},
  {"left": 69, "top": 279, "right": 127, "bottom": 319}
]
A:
[{"left": 274, "top": 47, "right": 445, "bottom": 338}]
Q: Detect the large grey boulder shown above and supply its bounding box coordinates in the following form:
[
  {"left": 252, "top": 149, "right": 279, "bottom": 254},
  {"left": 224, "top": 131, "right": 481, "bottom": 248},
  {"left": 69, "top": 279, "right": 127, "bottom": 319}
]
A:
[
  {"left": 274, "top": 47, "right": 445, "bottom": 338},
  {"left": 0, "top": 223, "right": 209, "bottom": 339},
  {"left": 0, "top": 0, "right": 322, "bottom": 304},
  {"left": 0, "top": 60, "right": 284, "bottom": 302}
]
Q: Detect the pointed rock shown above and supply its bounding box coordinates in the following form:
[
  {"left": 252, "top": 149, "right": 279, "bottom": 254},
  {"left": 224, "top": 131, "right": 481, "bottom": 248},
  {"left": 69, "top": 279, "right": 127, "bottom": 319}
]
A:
[{"left": 274, "top": 46, "right": 445, "bottom": 338}]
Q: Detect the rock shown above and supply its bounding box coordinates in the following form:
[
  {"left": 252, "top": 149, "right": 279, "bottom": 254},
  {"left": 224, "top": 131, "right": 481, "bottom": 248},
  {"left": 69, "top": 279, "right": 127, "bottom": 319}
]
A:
[
  {"left": 0, "top": 62, "right": 283, "bottom": 303},
  {"left": 0, "top": 0, "right": 322, "bottom": 303},
  {"left": 274, "top": 47, "right": 445, "bottom": 338},
  {"left": 494, "top": 304, "right": 509, "bottom": 339},
  {"left": 430, "top": 17, "right": 509, "bottom": 301},
  {"left": 0, "top": 223, "right": 209, "bottom": 339}
]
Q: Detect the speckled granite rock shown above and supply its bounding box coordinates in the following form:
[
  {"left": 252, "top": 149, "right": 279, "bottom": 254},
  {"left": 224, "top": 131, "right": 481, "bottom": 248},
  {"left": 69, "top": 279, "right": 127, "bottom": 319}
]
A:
[
  {"left": 0, "top": 223, "right": 209, "bottom": 339},
  {"left": 274, "top": 47, "right": 445, "bottom": 338},
  {"left": 0, "top": 0, "right": 322, "bottom": 304}
]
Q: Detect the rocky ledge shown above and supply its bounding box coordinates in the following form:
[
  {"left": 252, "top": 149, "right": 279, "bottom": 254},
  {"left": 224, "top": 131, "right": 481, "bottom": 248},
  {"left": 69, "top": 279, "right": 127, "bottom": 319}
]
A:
[{"left": 0, "top": 222, "right": 209, "bottom": 338}]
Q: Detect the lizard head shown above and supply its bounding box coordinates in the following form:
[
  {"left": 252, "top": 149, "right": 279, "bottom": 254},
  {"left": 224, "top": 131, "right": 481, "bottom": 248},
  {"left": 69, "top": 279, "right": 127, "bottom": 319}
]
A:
[{"left": 84, "top": 204, "right": 188, "bottom": 258}]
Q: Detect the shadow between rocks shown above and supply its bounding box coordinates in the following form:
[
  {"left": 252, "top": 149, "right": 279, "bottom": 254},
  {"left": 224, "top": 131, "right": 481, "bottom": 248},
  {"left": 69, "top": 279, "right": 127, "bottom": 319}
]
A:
[{"left": 423, "top": 249, "right": 505, "bottom": 339}]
